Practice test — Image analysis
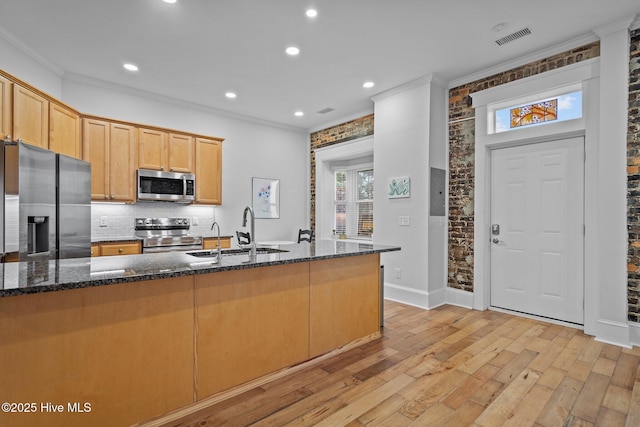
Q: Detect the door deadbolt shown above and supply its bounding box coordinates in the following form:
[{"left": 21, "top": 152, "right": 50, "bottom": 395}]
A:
[{"left": 491, "top": 224, "right": 500, "bottom": 235}]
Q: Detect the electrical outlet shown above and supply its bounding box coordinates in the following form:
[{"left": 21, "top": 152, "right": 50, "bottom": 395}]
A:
[
  {"left": 399, "top": 216, "right": 411, "bottom": 226},
  {"left": 395, "top": 268, "right": 401, "bottom": 278},
  {"left": 99, "top": 216, "right": 108, "bottom": 227},
  {"left": 192, "top": 217, "right": 198, "bottom": 226}
]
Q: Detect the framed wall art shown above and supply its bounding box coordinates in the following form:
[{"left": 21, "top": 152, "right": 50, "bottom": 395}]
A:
[
  {"left": 252, "top": 177, "right": 280, "bottom": 218},
  {"left": 388, "top": 176, "right": 411, "bottom": 198}
]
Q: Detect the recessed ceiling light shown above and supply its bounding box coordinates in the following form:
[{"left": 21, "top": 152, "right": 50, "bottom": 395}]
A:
[
  {"left": 286, "top": 46, "right": 300, "bottom": 56},
  {"left": 123, "top": 63, "right": 139, "bottom": 72},
  {"left": 363, "top": 81, "right": 375, "bottom": 88},
  {"left": 306, "top": 9, "right": 318, "bottom": 18},
  {"left": 163, "top": 0, "right": 177, "bottom": 4},
  {"left": 294, "top": 111, "right": 304, "bottom": 117},
  {"left": 225, "top": 92, "right": 237, "bottom": 99}
]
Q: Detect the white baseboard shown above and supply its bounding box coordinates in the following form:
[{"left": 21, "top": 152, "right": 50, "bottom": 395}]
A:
[
  {"left": 383, "top": 283, "right": 445, "bottom": 310},
  {"left": 630, "top": 322, "right": 640, "bottom": 348},
  {"left": 445, "top": 287, "right": 474, "bottom": 309},
  {"left": 594, "top": 319, "right": 631, "bottom": 349}
]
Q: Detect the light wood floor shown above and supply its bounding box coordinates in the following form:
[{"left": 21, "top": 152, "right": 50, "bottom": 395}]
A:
[{"left": 159, "top": 301, "right": 640, "bottom": 426}]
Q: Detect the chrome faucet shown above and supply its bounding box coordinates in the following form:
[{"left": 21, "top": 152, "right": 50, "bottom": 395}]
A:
[
  {"left": 242, "top": 206, "right": 256, "bottom": 260},
  {"left": 210, "top": 221, "right": 222, "bottom": 262}
]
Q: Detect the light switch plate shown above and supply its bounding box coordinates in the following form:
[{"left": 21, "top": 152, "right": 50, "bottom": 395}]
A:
[
  {"left": 399, "top": 216, "right": 411, "bottom": 226},
  {"left": 192, "top": 217, "right": 199, "bottom": 226},
  {"left": 99, "top": 216, "right": 108, "bottom": 227}
]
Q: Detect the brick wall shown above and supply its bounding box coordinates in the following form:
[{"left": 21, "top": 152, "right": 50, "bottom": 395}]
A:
[
  {"left": 447, "top": 42, "right": 601, "bottom": 292},
  {"left": 309, "top": 114, "right": 374, "bottom": 232},
  {"left": 628, "top": 29, "right": 640, "bottom": 322}
]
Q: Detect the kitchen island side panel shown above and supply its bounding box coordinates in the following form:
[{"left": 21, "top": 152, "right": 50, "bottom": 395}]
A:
[
  {"left": 309, "top": 253, "right": 381, "bottom": 357},
  {"left": 0, "top": 276, "right": 194, "bottom": 427},
  {"left": 194, "top": 262, "right": 311, "bottom": 399}
]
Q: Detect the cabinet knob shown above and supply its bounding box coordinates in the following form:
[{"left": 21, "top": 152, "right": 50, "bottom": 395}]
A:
[
  {"left": 104, "top": 195, "right": 109, "bottom": 200},
  {"left": 118, "top": 248, "right": 123, "bottom": 253},
  {"left": 111, "top": 195, "right": 115, "bottom": 200}
]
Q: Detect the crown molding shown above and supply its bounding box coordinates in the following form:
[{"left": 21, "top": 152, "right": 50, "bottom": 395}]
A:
[
  {"left": 370, "top": 73, "right": 447, "bottom": 103},
  {"left": 63, "top": 72, "right": 307, "bottom": 134},
  {"left": 594, "top": 15, "right": 636, "bottom": 37},
  {"left": 0, "top": 24, "right": 64, "bottom": 77},
  {"left": 308, "top": 108, "right": 374, "bottom": 134},
  {"left": 448, "top": 32, "right": 600, "bottom": 89}
]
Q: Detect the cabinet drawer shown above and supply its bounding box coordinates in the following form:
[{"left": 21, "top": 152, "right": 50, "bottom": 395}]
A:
[
  {"left": 100, "top": 242, "right": 140, "bottom": 256},
  {"left": 91, "top": 244, "right": 100, "bottom": 257}
]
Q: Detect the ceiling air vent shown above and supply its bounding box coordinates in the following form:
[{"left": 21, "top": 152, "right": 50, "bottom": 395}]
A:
[
  {"left": 495, "top": 27, "right": 532, "bottom": 46},
  {"left": 317, "top": 107, "right": 335, "bottom": 114}
]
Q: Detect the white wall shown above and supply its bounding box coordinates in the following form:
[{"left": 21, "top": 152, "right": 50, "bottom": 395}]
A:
[
  {"left": 0, "top": 29, "right": 63, "bottom": 99},
  {"left": 2, "top": 38, "right": 309, "bottom": 243},
  {"left": 373, "top": 76, "right": 446, "bottom": 309}
]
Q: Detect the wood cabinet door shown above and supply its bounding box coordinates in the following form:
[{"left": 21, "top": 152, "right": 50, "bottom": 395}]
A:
[
  {"left": 138, "top": 127, "right": 166, "bottom": 171},
  {"left": 168, "top": 133, "right": 194, "bottom": 173},
  {"left": 0, "top": 75, "right": 12, "bottom": 139},
  {"left": 13, "top": 84, "right": 48, "bottom": 148},
  {"left": 83, "top": 118, "right": 110, "bottom": 200},
  {"left": 110, "top": 123, "right": 137, "bottom": 202},
  {"left": 195, "top": 137, "right": 222, "bottom": 205},
  {"left": 49, "top": 103, "right": 81, "bottom": 158},
  {"left": 309, "top": 254, "right": 380, "bottom": 357}
]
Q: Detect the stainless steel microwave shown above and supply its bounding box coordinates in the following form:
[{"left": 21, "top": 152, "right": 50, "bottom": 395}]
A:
[{"left": 137, "top": 169, "right": 195, "bottom": 203}]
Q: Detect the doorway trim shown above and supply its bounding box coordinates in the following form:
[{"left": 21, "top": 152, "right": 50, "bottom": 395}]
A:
[
  {"left": 314, "top": 136, "right": 374, "bottom": 240},
  {"left": 471, "top": 58, "right": 600, "bottom": 335}
]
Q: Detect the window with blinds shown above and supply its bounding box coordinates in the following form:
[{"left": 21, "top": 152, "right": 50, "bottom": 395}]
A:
[{"left": 334, "top": 167, "right": 373, "bottom": 239}]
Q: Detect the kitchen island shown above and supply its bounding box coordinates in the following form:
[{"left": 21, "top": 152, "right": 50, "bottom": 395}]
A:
[{"left": 0, "top": 240, "right": 399, "bottom": 427}]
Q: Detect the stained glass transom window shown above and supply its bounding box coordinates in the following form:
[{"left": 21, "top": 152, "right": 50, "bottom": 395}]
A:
[
  {"left": 510, "top": 99, "right": 557, "bottom": 128},
  {"left": 494, "top": 90, "right": 582, "bottom": 133}
]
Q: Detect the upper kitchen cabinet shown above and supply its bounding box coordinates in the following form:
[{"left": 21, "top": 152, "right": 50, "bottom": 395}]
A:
[
  {"left": 0, "top": 75, "right": 12, "bottom": 139},
  {"left": 195, "top": 137, "right": 223, "bottom": 205},
  {"left": 13, "top": 84, "right": 48, "bottom": 149},
  {"left": 138, "top": 127, "right": 167, "bottom": 171},
  {"left": 138, "top": 128, "right": 194, "bottom": 173},
  {"left": 84, "top": 118, "right": 137, "bottom": 202},
  {"left": 49, "top": 102, "right": 81, "bottom": 158},
  {"left": 168, "top": 133, "right": 194, "bottom": 173}
]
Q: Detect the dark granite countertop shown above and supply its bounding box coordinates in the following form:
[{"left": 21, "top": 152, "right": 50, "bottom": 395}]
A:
[{"left": 0, "top": 240, "right": 400, "bottom": 297}]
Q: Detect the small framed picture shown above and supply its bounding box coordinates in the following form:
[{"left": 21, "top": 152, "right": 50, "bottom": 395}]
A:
[
  {"left": 388, "top": 176, "right": 410, "bottom": 198},
  {"left": 252, "top": 177, "right": 280, "bottom": 218}
]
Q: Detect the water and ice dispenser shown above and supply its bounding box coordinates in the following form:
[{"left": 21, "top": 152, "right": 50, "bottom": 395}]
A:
[{"left": 27, "top": 216, "right": 50, "bottom": 255}]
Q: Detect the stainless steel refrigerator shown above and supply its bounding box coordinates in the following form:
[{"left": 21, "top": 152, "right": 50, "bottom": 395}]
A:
[{"left": 1, "top": 139, "right": 91, "bottom": 262}]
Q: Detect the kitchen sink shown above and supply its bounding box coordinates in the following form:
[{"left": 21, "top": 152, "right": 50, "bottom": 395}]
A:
[{"left": 187, "top": 247, "right": 289, "bottom": 258}]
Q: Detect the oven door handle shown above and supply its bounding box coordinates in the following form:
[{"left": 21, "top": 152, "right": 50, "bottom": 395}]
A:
[{"left": 143, "top": 244, "right": 203, "bottom": 254}]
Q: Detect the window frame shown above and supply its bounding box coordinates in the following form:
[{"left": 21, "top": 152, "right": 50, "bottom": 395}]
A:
[
  {"left": 333, "top": 162, "right": 374, "bottom": 240},
  {"left": 487, "top": 82, "right": 583, "bottom": 135}
]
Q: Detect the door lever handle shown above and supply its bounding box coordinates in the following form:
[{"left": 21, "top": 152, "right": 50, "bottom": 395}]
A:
[{"left": 492, "top": 238, "right": 502, "bottom": 244}]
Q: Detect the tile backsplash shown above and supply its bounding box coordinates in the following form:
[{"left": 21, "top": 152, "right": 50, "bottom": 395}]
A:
[{"left": 91, "top": 202, "right": 217, "bottom": 239}]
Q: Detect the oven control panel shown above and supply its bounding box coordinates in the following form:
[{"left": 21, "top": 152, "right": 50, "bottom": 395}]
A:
[{"left": 135, "top": 217, "right": 191, "bottom": 230}]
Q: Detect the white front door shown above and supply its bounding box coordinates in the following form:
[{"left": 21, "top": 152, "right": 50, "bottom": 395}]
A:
[{"left": 490, "top": 136, "right": 584, "bottom": 324}]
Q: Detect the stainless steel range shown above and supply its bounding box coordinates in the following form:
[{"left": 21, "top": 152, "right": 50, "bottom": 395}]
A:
[{"left": 135, "top": 217, "right": 203, "bottom": 253}]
